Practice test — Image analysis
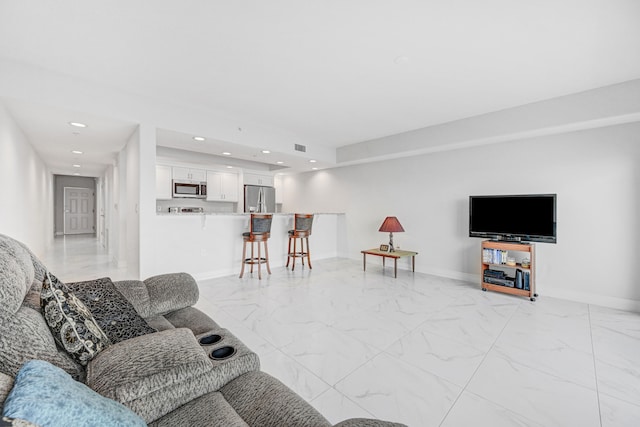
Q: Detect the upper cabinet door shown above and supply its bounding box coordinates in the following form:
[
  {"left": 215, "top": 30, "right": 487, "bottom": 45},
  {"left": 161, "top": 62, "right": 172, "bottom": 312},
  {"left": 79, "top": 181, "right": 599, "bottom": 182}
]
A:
[
  {"left": 221, "top": 172, "right": 239, "bottom": 202},
  {"left": 189, "top": 169, "right": 207, "bottom": 182},
  {"left": 206, "top": 171, "right": 238, "bottom": 202},
  {"left": 206, "top": 171, "right": 223, "bottom": 201},
  {"left": 173, "top": 167, "right": 206, "bottom": 181},
  {"left": 244, "top": 172, "right": 274, "bottom": 187},
  {"left": 156, "top": 165, "right": 173, "bottom": 200}
]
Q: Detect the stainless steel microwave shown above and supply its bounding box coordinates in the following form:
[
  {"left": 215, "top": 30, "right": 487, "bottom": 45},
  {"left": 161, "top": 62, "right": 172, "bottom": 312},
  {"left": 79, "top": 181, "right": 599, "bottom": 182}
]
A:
[{"left": 172, "top": 180, "right": 207, "bottom": 199}]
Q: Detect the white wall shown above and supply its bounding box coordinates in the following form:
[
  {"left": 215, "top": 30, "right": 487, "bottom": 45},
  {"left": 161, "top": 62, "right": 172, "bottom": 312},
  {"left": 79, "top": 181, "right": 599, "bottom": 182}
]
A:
[
  {"left": 0, "top": 102, "right": 53, "bottom": 255},
  {"left": 284, "top": 122, "right": 640, "bottom": 311},
  {"left": 125, "top": 129, "right": 140, "bottom": 276}
]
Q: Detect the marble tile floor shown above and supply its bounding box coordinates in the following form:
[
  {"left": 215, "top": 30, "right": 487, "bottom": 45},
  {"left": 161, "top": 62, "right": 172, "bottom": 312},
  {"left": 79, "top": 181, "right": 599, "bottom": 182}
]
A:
[
  {"left": 44, "top": 236, "right": 640, "bottom": 427},
  {"left": 40, "top": 234, "right": 130, "bottom": 282}
]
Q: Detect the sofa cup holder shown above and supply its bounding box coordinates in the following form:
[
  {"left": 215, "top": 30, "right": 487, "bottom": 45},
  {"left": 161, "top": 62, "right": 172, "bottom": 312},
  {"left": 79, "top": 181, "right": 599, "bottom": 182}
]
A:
[
  {"left": 199, "top": 334, "right": 223, "bottom": 346},
  {"left": 209, "top": 346, "right": 236, "bottom": 360}
]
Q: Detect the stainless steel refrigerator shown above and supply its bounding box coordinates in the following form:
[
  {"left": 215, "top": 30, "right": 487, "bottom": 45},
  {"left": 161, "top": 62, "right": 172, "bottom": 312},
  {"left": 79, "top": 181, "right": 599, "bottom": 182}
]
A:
[{"left": 244, "top": 185, "right": 276, "bottom": 213}]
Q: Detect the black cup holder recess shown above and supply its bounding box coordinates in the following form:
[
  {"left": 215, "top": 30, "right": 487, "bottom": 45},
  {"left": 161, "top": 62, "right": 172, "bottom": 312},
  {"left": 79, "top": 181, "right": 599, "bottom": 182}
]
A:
[
  {"left": 209, "top": 346, "right": 236, "bottom": 360},
  {"left": 199, "top": 334, "right": 222, "bottom": 345}
]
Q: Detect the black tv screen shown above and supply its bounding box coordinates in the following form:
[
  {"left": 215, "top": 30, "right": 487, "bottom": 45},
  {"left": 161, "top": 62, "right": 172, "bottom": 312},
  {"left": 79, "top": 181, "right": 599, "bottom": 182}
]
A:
[{"left": 469, "top": 194, "right": 557, "bottom": 243}]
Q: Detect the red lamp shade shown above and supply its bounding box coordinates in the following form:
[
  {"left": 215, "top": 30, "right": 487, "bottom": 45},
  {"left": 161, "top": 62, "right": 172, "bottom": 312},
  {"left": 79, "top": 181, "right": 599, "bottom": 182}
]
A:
[{"left": 379, "top": 217, "right": 404, "bottom": 233}]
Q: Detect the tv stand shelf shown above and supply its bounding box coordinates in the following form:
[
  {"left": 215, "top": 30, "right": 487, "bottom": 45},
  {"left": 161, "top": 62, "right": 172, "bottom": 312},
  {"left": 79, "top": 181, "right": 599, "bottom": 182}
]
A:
[{"left": 481, "top": 240, "right": 537, "bottom": 301}]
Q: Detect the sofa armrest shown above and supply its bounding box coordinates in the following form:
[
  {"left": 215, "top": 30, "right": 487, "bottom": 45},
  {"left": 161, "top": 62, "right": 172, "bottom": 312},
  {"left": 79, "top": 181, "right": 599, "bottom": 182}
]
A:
[
  {"left": 0, "top": 371, "right": 14, "bottom": 410},
  {"left": 86, "top": 328, "right": 216, "bottom": 423},
  {"left": 143, "top": 273, "right": 199, "bottom": 317}
]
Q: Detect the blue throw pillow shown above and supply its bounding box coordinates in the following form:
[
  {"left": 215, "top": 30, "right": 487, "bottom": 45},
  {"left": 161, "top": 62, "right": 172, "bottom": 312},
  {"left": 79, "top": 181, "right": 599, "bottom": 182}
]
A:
[{"left": 2, "top": 360, "right": 146, "bottom": 427}]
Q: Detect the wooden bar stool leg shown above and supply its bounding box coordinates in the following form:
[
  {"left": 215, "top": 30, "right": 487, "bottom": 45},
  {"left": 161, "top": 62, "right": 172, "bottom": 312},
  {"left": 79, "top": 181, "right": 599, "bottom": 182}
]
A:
[
  {"left": 306, "top": 236, "right": 312, "bottom": 269},
  {"left": 250, "top": 242, "right": 255, "bottom": 274},
  {"left": 286, "top": 236, "right": 292, "bottom": 267},
  {"left": 239, "top": 240, "right": 247, "bottom": 278},
  {"left": 257, "top": 240, "right": 262, "bottom": 280},
  {"left": 292, "top": 236, "right": 297, "bottom": 271},
  {"left": 301, "top": 237, "right": 306, "bottom": 267},
  {"left": 264, "top": 240, "right": 271, "bottom": 275}
]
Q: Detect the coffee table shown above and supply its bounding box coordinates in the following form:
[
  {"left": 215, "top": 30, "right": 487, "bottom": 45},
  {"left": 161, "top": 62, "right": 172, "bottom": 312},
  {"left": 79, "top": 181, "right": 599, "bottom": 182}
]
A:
[{"left": 361, "top": 248, "right": 418, "bottom": 278}]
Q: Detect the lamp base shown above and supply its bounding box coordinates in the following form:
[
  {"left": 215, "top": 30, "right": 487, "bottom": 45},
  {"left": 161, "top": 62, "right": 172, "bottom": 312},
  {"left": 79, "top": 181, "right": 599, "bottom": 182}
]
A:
[{"left": 388, "top": 232, "right": 395, "bottom": 252}]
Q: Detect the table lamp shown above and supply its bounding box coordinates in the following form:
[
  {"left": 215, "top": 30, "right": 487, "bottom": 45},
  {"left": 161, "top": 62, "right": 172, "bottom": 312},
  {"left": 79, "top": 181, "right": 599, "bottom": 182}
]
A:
[{"left": 379, "top": 216, "right": 404, "bottom": 252}]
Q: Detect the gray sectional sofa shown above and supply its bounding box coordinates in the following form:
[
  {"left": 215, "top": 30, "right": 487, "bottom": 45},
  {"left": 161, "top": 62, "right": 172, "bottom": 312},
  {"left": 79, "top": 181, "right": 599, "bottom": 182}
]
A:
[{"left": 0, "top": 234, "right": 404, "bottom": 426}]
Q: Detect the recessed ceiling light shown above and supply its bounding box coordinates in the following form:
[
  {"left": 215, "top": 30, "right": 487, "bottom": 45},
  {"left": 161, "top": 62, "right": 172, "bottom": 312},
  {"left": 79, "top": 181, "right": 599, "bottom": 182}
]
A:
[
  {"left": 73, "top": 173, "right": 80, "bottom": 176},
  {"left": 309, "top": 159, "right": 317, "bottom": 163},
  {"left": 312, "top": 167, "right": 318, "bottom": 170},
  {"left": 222, "top": 152, "right": 231, "bottom": 156},
  {"left": 72, "top": 164, "right": 81, "bottom": 168},
  {"left": 276, "top": 161, "right": 284, "bottom": 164},
  {"left": 262, "top": 150, "right": 271, "bottom": 154},
  {"left": 193, "top": 136, "right": 205, "bottom": 141},
  {"left": 69, "top": 122, "right": 87, "bottom": 128},
  {"left": 71, "top": 150, "right": 83, "bottom": 154},
  {"left": 226, "top": 166, "right": 233, "bottom": 169}
]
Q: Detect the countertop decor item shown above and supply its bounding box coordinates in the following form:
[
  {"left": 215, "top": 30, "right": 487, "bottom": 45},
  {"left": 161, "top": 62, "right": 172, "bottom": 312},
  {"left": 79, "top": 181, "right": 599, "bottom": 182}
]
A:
[{"left": 378, "top": 216, "right": 404, "bottom": 252}]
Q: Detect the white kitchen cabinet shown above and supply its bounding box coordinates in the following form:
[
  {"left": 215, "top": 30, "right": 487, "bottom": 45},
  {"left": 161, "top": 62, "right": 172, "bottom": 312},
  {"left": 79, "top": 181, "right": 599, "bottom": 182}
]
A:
[
  {"left": 206, "top": 171, "right": 239, "bottom": 202},
  {"left": 244, "top": 172, "right": 274, "bottom": 187},
  {"left": 156, "top": 164, "right": 173, "bottom": 200},
  {"left": 173, "top": 167, "right": 206, "bottom": 182}
]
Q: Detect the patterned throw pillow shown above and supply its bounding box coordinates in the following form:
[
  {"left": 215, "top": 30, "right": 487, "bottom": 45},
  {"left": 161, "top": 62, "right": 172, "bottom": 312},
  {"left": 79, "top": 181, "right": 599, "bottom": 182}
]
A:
[
  {"left": 40, "top": 273, "right": 111, "bottom": 366},
  {"left": 66, "top": 278, "right": 157, "bottom": 344}
]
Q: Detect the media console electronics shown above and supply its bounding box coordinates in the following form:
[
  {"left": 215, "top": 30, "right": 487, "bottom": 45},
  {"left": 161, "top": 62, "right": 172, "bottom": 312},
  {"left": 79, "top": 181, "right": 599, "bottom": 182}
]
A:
[{"left": 469, "top": 194, "right": 557, "bottom": 244}]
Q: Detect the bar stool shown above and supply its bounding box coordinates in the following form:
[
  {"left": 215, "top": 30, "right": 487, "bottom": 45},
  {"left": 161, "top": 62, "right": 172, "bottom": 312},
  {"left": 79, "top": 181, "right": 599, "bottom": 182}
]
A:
[
  {"left": 286, "top": 214, "right": 313, "bottom": 271},
  {"left": 239, "top": 214, "right": 273, "bottom": 280}
]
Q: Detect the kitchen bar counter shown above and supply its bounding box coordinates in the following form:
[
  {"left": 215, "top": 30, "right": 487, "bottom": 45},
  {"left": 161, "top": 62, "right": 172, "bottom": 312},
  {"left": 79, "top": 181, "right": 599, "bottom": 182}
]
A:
[
  {"left": 155, "top": 212, "right": 343, "bottom": 216},
  {"left": 147, "top": 213, "right": 344, "bottom": 280}
]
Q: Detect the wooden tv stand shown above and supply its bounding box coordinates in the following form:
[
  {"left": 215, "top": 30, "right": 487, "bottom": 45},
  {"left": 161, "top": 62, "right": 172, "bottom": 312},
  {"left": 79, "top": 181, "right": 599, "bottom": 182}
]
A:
[{"left": 481, "top": 240, "right": 537, "bottom": 301}]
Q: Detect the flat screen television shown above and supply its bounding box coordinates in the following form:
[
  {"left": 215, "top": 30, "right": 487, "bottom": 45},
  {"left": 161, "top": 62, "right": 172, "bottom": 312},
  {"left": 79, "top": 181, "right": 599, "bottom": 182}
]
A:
[{"left": 469, "top": 194, "right": 557, "bottom": 243}]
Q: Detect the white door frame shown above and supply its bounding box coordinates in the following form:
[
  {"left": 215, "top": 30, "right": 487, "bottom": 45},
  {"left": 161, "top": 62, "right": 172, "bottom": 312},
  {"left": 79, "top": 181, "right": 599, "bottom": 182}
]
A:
[{"left": 63, "top": 186, "right": 96, "bottom": 235}]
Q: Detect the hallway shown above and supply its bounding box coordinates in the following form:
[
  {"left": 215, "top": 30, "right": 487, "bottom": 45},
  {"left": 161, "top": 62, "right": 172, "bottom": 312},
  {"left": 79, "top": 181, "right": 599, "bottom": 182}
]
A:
[{"left": 41, "top": 234, "right": 130, "bottom": 282}]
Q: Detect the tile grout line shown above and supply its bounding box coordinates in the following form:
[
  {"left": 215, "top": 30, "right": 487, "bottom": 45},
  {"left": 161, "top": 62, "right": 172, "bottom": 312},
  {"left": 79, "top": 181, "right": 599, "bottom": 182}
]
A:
[
  {"left": 587, "top": 304, "right": 604, "bottom": 427},
  {"left": 437, "top": 297, "right": 523, "bottom": 427}
]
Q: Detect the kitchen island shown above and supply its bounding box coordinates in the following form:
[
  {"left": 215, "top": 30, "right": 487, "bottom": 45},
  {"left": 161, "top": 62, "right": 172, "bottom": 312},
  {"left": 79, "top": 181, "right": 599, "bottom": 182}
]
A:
[{"left": 148, "top": 213, "right": 344, "bottom": 280}]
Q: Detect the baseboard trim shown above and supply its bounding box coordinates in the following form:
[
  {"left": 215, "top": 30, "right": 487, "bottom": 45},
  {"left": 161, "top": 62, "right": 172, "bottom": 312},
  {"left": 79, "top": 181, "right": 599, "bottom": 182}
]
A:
[{"left": 541, "top": 288, "right": 640, "bottom": 313}]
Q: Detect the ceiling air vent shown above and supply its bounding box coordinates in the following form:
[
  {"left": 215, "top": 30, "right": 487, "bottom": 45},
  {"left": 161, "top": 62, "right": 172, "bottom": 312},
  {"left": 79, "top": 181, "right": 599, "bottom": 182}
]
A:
[{"left": 294, "top": 144, "right": 306, "bottom": 152}]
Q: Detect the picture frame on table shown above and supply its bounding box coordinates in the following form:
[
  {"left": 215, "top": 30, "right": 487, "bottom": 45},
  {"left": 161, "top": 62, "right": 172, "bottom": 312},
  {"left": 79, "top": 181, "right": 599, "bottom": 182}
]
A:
[{"left": 379, "top": 244, "right": 389, "bottom": 252}]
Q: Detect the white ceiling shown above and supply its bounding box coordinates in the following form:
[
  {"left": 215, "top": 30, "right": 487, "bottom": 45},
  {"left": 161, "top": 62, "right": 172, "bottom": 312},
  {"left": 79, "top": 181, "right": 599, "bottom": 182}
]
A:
[
  {"left": 1, "top": 0, "right": 640, "bottom": 176},
  {"left": 2, "top": 98, "right": 137, "bottom": 177}
]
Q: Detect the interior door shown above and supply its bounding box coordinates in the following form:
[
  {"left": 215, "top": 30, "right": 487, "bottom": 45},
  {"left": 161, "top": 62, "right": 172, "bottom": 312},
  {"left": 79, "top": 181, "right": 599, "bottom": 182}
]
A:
[{"left": 64, "top": 187, "right": 95, "bottom": 235}]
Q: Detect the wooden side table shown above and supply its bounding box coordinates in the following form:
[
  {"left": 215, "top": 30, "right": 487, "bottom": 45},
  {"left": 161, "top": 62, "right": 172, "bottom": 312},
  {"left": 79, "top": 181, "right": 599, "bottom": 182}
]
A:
[{"left": 361, "top": 248, "right": 418, "bottom": 278}]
